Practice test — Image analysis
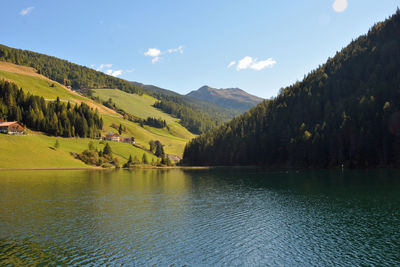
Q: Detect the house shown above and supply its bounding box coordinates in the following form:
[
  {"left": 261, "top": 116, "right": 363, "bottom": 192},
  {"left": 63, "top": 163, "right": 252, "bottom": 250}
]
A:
[
  {"left": 0, "top": 121, "right": 25, "bottom": 135},
  {"left": 121, "top": 137, "right": 135, "bottom": 144},
  {"left": 104, "top": 132, "right": 120, "bottom": 142}
]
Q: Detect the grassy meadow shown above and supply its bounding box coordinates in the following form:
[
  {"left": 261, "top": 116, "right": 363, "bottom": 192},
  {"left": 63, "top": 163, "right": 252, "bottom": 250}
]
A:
[{"left": 0, "top": 133, "right": 157, "bottom": 169}]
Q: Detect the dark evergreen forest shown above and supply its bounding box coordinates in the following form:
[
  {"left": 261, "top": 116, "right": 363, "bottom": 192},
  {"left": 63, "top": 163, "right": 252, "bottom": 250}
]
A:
[
  {"left": 153, "top": 99, "right": 220, "bottom": 134},
  {"left": 182, "top": 10, "right": 400, "bottom": 168},
  {"left": 0, "top": 80, "right": 103, "bottom": 138}
]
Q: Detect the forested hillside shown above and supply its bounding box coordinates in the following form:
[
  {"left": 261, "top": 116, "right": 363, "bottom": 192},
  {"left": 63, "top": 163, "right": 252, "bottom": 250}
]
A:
[
  {"left": 0, "top": 80, "right": 103, "bottom": 138},
  {"left": 183, "top": 10, "right": 400, "bottom": 168}
]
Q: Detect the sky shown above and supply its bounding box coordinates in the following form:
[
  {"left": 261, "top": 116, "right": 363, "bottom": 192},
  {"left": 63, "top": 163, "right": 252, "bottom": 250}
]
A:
[{"left": 1, "top": 0, "right": 399, "bottom": 98}]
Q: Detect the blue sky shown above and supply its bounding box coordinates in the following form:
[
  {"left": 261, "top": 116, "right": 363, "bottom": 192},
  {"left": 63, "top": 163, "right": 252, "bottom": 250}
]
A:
[{"left": 1, "top": 0, "right": 399, "bottom": 98}]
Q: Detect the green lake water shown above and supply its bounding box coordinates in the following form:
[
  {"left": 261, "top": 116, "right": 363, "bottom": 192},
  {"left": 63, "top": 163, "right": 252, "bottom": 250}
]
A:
[{"left": 0, "top": 169, "right": 399, "bottom": 266}]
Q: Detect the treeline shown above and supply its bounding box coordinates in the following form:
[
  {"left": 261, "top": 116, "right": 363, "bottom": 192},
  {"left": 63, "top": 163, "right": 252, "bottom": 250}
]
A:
[
  {"left": 0, "top": 44, "right": 143, "bottom": 94},
  {"left": 153, "top": 99, "right": 220, "bottom": 134},
  {"left": 182, "top": 9, "right": 400, "bottom": 168},
  {"left": 0, "top": 80, "right": 103, "bottom": 137},
  {"left": 143, "top": 117, "right": 166, "bottom": 128}
]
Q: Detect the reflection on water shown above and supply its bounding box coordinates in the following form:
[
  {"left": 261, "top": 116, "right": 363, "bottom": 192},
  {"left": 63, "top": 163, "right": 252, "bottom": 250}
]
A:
[{"left": 0, "top": 169, "right": 399, "bottom": 265}]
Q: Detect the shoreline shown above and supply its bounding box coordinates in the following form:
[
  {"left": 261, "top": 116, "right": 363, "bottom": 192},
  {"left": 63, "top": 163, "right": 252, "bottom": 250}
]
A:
[
  {"left": 0, "top": 165, "right": 396, "bottom": 171},
  {"left": 0, "top": 166, "right": 211, "bottom": 171}
]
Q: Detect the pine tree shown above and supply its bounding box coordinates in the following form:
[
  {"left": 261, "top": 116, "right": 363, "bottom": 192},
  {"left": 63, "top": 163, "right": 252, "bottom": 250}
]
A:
[
  {"left": 154, "top": 141, "right": 165, "bottom": 158},
  {"left": 54, "top": 140, "right": 60, "bottom": 149},
  {"left": 142, "top": 153, "right": 148, "bottom": 164},
  {"left": 88, "top": 141, "right": 95, "bottom": 151},
  {"left": 103, "top": 143, "right": 112, "bottom": 157},
  {"left": 127, "top": 154, "right": 133, "bottom": 164}
]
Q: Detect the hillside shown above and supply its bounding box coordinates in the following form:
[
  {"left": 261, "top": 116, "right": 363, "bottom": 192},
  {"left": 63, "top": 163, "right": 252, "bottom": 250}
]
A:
[
  {"left": 0, "top": 61, "right": 115, "bottom": 115},
  {"left": 183, "top": 10, "right": 400, "bottom": 168},
  {"left": 0, "top": 44, "right": 143, "bottom": 94},
  {"left": 187, "top": 85, "right": 263, "bottom": 111},
  {"left": 0, "top": 62, "right": 193, "bottom": 170}
]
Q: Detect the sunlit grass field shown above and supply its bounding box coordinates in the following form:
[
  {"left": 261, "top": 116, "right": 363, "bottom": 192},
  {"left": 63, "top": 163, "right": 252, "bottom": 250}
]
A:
[{"left": 0, "top": 133, "right": 157, "bottom": 169}]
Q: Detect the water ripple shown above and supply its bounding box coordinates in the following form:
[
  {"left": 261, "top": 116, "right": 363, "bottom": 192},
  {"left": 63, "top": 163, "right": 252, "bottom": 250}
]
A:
[{"left": 0, "top": 169, "right": 400, "bottom": 266}]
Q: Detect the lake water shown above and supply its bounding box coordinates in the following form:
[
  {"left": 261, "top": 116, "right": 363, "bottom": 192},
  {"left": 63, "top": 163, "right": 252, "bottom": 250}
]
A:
[{"left": 0, "top": 169, "right": 399, "bottom": 266}]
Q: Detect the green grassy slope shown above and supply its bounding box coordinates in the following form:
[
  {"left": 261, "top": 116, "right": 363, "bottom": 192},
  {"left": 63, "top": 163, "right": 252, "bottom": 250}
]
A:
[
  {"left": 101, "top": 112, "right": 190, "bottom": 156},
  {"left": 93, "top": 89, "right": 195, "bottom": 154},
  {"left": 0, "top": 134, "right": 157, "bottom": 169},
  {"left": 93, "top": 89, "right": 170, "bottom": 120},
  {"left": 0, "top": 62, "right": 116, "bottom": 115},
  {"left": 0, "top": 70, "right": 81, "bottom": 101}
]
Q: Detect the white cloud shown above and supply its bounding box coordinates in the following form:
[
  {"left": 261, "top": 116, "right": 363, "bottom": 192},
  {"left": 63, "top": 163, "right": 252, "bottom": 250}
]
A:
[
  {"left": 20, "top": 7, "right": 34, "bottom": 16},
  {"left": 144, "top": 45, "right": 183, "bottom": 63},
  {"left": 227, "top": 61, "right": 236, "bottom": 68},
  {"left": 91, "top": 64, "right": 128, "bottom": 77},
  {"left": 144, "top": 48, "right": 161, "bottom": 57},
  {"left": 249, "top": 58, "right": 277, "bottom": 70},
  {"left": 97, "top": 63, "right": 112, "bottom": 71},
  {"left": 105, "top": 69, "right": 123, "bottom": 77},
  {"left": 144, "top": 48, "right": 161, "bottom": 64},
  {"left": 237, "top": 56, "right": 254, "bottom": 70},
  {"left": 333, "top": 0, "right": 348, "bottom": 12},
  {"left": 111, "top": 70, "right": 123, "bottom": 77},
  {"left": 232, "top": 56, "right": 276, "bottom": 71}
]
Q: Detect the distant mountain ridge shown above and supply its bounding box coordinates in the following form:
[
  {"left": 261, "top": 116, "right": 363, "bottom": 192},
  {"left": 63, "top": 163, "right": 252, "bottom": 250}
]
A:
[
  {"left": 129, "top": 81, "right": 244, "bottom": 134},
  {"left": 130, "top": 81, "right": 244, "bottom": 120},
  {"left": 187, "top": 85, "right": 263, "bottom": 111}
]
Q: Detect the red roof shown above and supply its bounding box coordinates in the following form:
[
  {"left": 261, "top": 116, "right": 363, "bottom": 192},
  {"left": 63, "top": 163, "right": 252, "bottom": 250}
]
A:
[
  {"left": 0, "top": 121, "right": 18, "bottom": 127},
  {"left": 105, "top": 132, "right": 120, "bottom": 137}
]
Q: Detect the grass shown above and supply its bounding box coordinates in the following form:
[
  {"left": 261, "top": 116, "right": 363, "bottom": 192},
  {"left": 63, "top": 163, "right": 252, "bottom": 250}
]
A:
[
  {"left": 93, "top": 89, "right": 169, "bottom": 120},
  {"left": 0, "top": 133, "right": 157, "bottom": 169},
  {"left": 101, "top": 114, "right": 188, "bottom": 156}
]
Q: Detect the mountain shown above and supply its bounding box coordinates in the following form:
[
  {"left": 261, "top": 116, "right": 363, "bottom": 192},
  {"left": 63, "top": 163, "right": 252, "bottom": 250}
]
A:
[
  {"left": 130, "top": 81, "right": 244, "bottom": 134},
  {"left": 187, "top": 85, "right": 263, "bottom": 111},
  {"left": 182, "top": 10, "right": 400, "bottom": 168},
  {"left": 131, "top": 81, "right": 243, "bottom": 118}
]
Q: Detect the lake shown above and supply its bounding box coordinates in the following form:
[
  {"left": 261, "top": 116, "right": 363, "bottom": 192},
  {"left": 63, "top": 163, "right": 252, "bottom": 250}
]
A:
[{"left": 0, "top": 168, "right": 399, "bottom": 266}]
